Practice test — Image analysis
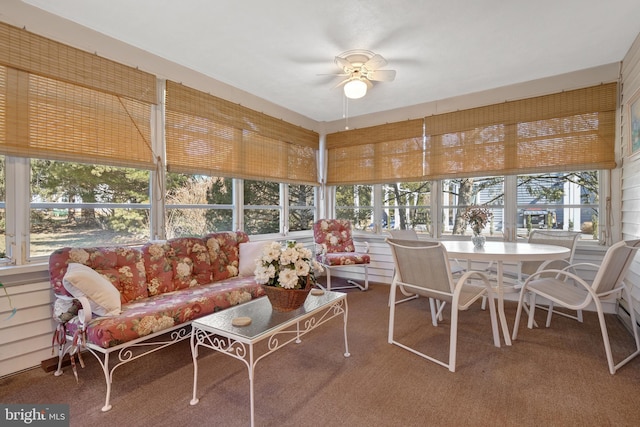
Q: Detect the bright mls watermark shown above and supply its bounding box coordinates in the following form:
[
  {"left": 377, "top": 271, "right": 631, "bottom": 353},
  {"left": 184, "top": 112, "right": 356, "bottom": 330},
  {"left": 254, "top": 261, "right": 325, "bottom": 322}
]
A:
[{"left": 0, "top": 404, "right": 69, "bottom": 426}]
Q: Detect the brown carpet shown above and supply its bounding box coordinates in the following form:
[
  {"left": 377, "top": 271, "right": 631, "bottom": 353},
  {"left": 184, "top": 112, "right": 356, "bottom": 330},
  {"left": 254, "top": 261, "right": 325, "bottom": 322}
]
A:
[{"left": 2, "top": 279, "right": 640, "bottom": 427}]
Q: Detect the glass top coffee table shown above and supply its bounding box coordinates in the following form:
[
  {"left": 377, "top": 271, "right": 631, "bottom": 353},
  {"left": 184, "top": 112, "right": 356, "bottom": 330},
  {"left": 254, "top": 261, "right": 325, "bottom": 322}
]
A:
[{"left": 189, "top": 290, "right": 349, "bottom": 427}]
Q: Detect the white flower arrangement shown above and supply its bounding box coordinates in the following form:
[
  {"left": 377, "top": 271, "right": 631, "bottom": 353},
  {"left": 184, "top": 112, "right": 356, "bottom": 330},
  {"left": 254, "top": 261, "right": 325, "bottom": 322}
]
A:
[{"left": 254, "top": 240, "right": 323, "bottom": 289}]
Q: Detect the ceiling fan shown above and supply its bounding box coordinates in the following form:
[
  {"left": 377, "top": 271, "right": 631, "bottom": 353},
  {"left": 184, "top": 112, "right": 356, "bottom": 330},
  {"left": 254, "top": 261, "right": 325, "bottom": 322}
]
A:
[{"left": 331, "top": 50, "right": 396, "bottom": 99}]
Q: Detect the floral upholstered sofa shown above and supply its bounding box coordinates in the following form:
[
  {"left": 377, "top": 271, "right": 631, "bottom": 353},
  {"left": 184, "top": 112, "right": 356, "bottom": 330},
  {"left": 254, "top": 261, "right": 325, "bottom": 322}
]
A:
[{"left": 48, "top": 231, "right": 265, "bottom": 412}]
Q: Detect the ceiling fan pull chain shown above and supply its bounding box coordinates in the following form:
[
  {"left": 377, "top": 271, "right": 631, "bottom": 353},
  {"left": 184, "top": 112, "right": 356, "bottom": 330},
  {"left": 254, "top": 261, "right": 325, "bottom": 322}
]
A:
[{"left": 343, "top": 95, "right": 350, "bottom": 130}]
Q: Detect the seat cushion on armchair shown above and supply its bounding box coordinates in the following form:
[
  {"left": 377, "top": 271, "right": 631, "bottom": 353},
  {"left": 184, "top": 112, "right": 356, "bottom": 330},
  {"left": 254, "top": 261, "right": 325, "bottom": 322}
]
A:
[{"left": 323, "top": 252, "right": 371, "bottom": 266}]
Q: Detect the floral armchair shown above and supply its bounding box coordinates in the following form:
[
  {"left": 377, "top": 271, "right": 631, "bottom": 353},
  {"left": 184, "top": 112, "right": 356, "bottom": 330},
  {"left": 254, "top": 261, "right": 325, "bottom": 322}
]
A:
[{"left": 313, "top": 219, "right": 370, "bottom": 291}]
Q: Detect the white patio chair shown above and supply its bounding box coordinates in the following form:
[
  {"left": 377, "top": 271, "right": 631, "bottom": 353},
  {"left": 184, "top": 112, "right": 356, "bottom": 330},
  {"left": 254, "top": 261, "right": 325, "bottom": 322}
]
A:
[
  {"left": 387, "top": 230, "right": 422, "bottom": 306},
  {"left": 387, "top": 238, "right": 500, "bottom": 372},
  {"left": 482, "top": 230, "right": 581, "bottom": 321},
  {"left": 388, "top": 229, "right": 466, "bottom": 274},
  {"left": 519, "top": 229, "right": 582, "bottom": 279},
  {"left": 386, "top": 230, "right": 463, "bottom": 317},
  {"left": 388, "top": 229, "right": 419, "bottom": 240},
  {"left": 512, "top": 239, "right": 640, "bottom": 374}
]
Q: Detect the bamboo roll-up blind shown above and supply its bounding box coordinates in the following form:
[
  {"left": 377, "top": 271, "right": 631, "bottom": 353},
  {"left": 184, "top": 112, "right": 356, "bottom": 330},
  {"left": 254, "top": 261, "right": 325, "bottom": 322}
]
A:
[
  {"left": 326, "top": 83, "right": 616, "bottom": 185},
  {"left": 424, "top": 83, "right": 617, "bottom": 179},
  {"left": 0, "top": 22, "right": 156, "bottom": 104},
  {"left": 0, "top": 22, "right": 156, "bottom": 168},
  {"left": 326, "top": 119, "right": 424, "bottom": 185},
  {"left": 0, "top": 66, "right": 154, "bottom": 169},
  {"left": 165, "top": 81, "right": 319, "bottom": 184}
]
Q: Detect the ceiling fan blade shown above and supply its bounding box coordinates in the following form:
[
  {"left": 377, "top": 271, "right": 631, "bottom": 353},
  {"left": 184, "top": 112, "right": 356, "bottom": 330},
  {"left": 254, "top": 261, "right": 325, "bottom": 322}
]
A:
[
  {"left": 334, "top": 56, "right": 353, "bottom": 72},
  {"left": 368, "top": 69, "right": 396, "bottom": 82},
  {"left": 317, "top": 73, "right": 350, "bottom": 77},
  {"left": 334, "top": 78, "right": 351, "bottom": 88},
  {"left": 363, "top": 54, "right": 387, "bottom": 70}
]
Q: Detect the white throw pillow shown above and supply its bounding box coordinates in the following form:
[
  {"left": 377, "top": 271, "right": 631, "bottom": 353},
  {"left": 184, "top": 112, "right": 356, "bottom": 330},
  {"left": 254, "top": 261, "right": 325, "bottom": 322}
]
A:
[
  {"left": 63, "top": 263, "right": 122, "bottom": 316},
  {"left": 238, "top": 241, "right": 272, "bottom": 277}
]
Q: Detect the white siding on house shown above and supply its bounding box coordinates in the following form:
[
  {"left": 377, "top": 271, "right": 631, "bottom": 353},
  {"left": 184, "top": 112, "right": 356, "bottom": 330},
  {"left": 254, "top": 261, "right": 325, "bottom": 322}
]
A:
[
  {"left": 620, "top": 30, "right": 640, "bottom": 327},
  {"left": 0, "top": 278, "right": 56, "bottom": 378}
]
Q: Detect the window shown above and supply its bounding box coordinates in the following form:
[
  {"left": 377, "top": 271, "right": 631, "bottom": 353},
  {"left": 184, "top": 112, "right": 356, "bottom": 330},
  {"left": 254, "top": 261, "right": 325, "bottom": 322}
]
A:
[
  {"left": 351, "top": 171, "right": 600, "bottom": 241},
  {"left": 30, "top": 160, "right": 150, "bottom": 258},
  {"left": 442, "top": 176, "right": 505, "bottom": 237},
  {"left": 336, "top": 185, "right": 373, "bottom": 231},
  {"left": 517, "top": 171, "right": 597, "bottom": 239},
  {"left": 243, "top": 180, "right": 280, "bottom": 235},
  {"left": 165, "top": 173, "right": 233, "bottom": 238},
  {"left": 288, "top": 184, "right": 315, "bottom": 232},
  {"left": 382, "top": 182, "right": 431, "bottom": 233}
]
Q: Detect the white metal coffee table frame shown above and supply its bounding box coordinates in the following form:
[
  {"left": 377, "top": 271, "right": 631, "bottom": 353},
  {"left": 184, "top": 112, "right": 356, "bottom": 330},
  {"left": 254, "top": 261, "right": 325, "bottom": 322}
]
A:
[{"left": 189, "top": 290, "right": 350, "bottom": 427}]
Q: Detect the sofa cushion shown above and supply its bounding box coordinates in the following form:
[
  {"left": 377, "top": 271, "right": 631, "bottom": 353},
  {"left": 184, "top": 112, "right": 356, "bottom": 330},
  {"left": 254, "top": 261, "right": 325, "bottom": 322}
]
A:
[
  {"left": 142, "top": 237, "right": 214, "bottom": 296},
  {"left": 168, "top": 237, "right": 213, "bottom": 288},
  {"left": 204, "top": 231, "right": 249, "bottom": 281},
  {"left": 49, "top": 247, "right": 148, "bottom": 303},
  {"left": 141, "top": 241, "right": 174, "bottom": 296},
  {"left": 64, "top": 276, "right": 265, "bottom": 348},
  {"left": 238, "top": 240, "right": 273, "bottom": 277},
  {"left": 63, "top": 263, "right": 122, "bottom": 316}
]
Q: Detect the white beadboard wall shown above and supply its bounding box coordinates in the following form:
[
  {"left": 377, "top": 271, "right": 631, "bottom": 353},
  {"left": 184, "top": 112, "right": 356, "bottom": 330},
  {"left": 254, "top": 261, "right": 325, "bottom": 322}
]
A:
[
  {"left": 620, "top": 30, "right": 640, "bottom": 328},
  {"left": 0, "top": 270, "right": 57, "bottom": 378}
]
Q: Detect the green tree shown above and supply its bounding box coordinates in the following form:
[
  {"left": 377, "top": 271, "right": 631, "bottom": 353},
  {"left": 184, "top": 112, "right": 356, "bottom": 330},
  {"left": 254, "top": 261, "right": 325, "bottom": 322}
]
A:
[
  {"left": 30, "top": 160, "right": 149, "bottom": 233},
  {"left": 448, "top": 177, "right": 503, "bottom": 235},
  {"left": 205, "top": 177, "right": 234, "bottom": 231},
  {"left": 336, "top": 185, "right": 372, "bottom": 229},
  {"left": 244, "top": 180, "right": 280, "bottom": 234},
  {"left": 288, "top": 184, "right": 314, "bottom": 231},
  {"left": 384, "top": 182, "right": 431, "bottom": 230}
]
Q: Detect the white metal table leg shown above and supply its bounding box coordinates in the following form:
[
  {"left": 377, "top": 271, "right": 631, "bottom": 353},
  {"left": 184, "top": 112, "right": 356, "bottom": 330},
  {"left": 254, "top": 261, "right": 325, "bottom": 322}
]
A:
[
  {"left": 343, "top": 299, "right": 350, "bottom": 357},
  {"left": 496, "top": 261, "right": 512, "bottom": 346},
  {"left": 248, "top": 344, "right": 255, "bottom": 427},
  {"left": 189, "top": 331, "right": 200, "bottom": 406}
]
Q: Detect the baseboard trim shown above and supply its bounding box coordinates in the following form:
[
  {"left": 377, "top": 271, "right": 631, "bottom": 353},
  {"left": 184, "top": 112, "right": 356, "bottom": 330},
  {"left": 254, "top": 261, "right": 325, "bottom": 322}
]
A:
[{"left": 40, "top": 354, "right": 71, "bottom": 373}]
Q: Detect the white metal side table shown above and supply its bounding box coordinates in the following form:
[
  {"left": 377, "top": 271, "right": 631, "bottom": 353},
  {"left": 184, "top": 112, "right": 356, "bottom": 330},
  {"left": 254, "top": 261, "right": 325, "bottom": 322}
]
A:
[{"left": 189, "top": 290, "right": 350, "bottom": 427}]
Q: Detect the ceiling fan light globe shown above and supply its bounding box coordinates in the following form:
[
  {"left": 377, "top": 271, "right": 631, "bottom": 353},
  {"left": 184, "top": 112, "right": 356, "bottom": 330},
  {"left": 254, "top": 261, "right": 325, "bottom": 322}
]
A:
[{"left": 344, "top": 79, "right": 368, "bottom": 99}]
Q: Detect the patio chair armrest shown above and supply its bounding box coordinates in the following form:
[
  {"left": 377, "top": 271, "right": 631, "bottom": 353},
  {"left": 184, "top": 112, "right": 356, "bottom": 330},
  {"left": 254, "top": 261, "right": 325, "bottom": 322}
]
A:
[
  {"left": 535, "top": 258, "right": 571, "bottom": 273},
  {"left": 561, "top": 262, "right": 600, "bottom": 271},
  {"left": 457, "top": 270, "right": 491, "bottom": 287},
  {"left": 523, "top": 268, "right": 592, "bottom": 291},
  {"left": 454, "top": 270, "right": 493, "bottom": 310}
]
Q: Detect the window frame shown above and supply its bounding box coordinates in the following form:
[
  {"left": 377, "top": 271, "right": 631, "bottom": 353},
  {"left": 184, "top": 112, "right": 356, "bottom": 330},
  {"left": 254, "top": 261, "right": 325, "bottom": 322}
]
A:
[
  {"left": 2, "top": 157, "right": 319, "bottom": 266},
  {"left": 339, "top": 171, "right": 607, "bottom": 247}
]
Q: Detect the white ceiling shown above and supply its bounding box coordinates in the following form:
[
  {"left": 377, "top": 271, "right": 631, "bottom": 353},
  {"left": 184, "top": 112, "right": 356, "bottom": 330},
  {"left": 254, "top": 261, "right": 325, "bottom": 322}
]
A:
[{"left": 5, "top": 0, "right": 640, "bottom": 124}]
